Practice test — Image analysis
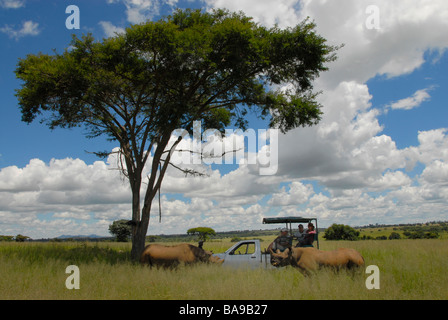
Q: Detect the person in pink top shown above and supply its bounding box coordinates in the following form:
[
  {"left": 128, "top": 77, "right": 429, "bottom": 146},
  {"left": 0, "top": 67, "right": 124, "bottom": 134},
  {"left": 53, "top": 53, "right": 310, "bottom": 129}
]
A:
[{"left": 303, "top": 222, "right": 316, "bottom": 247}]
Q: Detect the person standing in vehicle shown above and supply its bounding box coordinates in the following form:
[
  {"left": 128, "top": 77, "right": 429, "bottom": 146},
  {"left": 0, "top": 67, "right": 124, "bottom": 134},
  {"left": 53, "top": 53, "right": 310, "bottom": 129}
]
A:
[
  {"left": 303, "top": 223, "right": 316, "bottom": 246},
  {"left": 294, "top": 224, "right": 307, "bottom": 247},
  {"left": 268, "top": 228, "right": 292, "bottom": 252}
]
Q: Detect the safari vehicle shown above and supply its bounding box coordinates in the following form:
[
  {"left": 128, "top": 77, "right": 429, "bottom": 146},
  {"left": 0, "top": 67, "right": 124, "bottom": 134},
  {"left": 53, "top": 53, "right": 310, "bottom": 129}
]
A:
[
  {"left": 213, "top": 239, "right": 274, "bottom": 269},
  {"left": 262, "top": 216, "right": 319, "bottom": 249},
  {"left": 214, "top": 217, "right": 319, "bottom": 268}
]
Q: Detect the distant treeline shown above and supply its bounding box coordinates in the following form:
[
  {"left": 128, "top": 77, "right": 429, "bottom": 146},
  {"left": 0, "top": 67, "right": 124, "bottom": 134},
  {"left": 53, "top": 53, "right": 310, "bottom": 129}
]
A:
[
  {"left": 146, "top": 229, "right": 280, "bottom": 243},
  {"left": 356, "top": 221, "right": 448, "bottom": 230},
  {"left": 358, "top": 221, "right": 448, "bottom": 240},
  {"left": 3, "top": 220, "right": 447, "bottom": 242},
  {"left": 0, "top": 234, "right": 30, "bottom": 242},
  {"left": 0, "top": 235, "right": 114, "bottom": 242},
  {"left": 0, "top": 229, "right": 280, "bottom": 243}
]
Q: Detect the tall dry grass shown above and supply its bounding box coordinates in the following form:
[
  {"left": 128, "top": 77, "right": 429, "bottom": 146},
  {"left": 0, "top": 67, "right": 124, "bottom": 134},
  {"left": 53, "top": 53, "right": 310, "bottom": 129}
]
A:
[{"left": 1, "top": 239, "right": 447, "bottom": 299}]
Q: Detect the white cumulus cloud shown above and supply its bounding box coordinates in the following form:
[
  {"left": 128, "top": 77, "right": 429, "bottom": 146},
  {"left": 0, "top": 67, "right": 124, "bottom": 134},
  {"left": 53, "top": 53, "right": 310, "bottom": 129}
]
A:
[
  {"left": 387, "top": 87, "right": 433, "bottom": 111},
  {"left": 99, "top": 21, "right": 125, "bottom": 38},
  {"left": 0, "top": 20, "right": 40, "bottom": 40},
  {"left": 0, "top": 0, "right": 25, "bottom": 9}
]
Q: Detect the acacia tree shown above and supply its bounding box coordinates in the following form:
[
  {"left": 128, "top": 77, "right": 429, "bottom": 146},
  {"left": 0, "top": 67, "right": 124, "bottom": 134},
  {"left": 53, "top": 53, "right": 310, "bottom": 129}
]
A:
[
  {"left": 15, "top": 9, "right": 338, "bottom": 261},
  {"left": 187, "top": 227, "right": 216, "bottom": 242}
]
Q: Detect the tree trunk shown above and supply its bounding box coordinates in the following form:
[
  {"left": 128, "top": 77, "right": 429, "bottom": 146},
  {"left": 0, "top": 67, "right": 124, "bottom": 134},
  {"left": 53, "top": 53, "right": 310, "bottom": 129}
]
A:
[
  {"left": 130, "top": 184, "right": 145, "bottom": 262},
  {"left": 130, "top": 198, "right": 152, "bottom": 261},
  {"left": 128, "top": 134, "right": 181, "bottom": 262},
  {"left": 130, "top": 223, "right": 147, "bottom": 262}
]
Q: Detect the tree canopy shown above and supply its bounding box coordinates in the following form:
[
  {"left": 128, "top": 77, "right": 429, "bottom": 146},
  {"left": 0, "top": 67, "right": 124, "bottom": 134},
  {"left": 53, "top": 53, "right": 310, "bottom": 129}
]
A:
[
  {"left": 109, "top": 219, "right": 132, "bottom": 242},
  {"left": 187, "top": 227, "right": 216, "bottom": 242},
  {"left": 323, "top": 224, "right": 360, "bottom": 241},
  {"left": 15, "top": 8, "right": 338, "bottom": 260}
]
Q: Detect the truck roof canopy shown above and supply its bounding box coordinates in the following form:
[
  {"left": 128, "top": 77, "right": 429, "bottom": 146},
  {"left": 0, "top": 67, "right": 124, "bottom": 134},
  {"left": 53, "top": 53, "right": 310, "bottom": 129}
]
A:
[
  {"left": 262, "top": 217, "right": 317, "bottom": 224},
  {"left": 263, "top": 216, "right": 320, "bottom": 249}
]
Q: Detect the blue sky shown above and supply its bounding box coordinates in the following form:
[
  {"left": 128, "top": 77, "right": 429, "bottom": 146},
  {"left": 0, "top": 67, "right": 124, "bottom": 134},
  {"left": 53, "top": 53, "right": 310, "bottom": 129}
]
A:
[
  {"left": 1, "top": 0, "right": 448, "bottom": 238},
  {"left": 370, "top": 50, "right": 448, "bottom": 149}
]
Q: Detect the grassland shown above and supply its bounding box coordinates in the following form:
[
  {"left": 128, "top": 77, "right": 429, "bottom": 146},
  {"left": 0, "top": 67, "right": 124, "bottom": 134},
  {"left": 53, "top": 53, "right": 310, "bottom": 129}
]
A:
[
  {"left": 1, "top": 236, "right": 448, "bottom": 300},
  {"left": 357, "top": 225, "right": 448, "bottom": 240}
]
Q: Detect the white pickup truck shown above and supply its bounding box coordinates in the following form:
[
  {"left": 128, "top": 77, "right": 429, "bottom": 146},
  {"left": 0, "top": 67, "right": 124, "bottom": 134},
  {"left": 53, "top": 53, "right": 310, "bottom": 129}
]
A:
[
  {"left": 213, "top": 239, "right": 275, "bottom": 269},
  {"left": 213, "top": 217, "right": 319, "bottom": 268}
]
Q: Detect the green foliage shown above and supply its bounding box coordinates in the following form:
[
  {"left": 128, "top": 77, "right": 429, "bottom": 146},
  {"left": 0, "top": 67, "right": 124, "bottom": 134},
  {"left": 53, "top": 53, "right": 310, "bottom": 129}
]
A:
[
  {"left": 323, "top": 224, "right": 360, "bottom": 241},
  {"left": 425, "top": 232, "right": 440, "bottom": 239},
  {"left": 403, "top": 231, "right": 439, "bottom": 239},
  {"left": 15, "top": 234, "right": 30, "bottom": 242},
  {"left": 0, "top": 242, "right": 130, "bottom": 265},
  {"left": 15, "top": 8, "right": 337, "bottom": 135},
  {"left": 108, "top": 220, "right": 132, "bottom": 242},
  {"left": 401, "top": 224, "right": 443, "bottom": 239},
  {"left": 388, "top": 232, "right": 401, "bottom": 240},
  {"left": 357, "top": 221, "right": 447, "bottom": 240},
  {"left": 187, "top": 227, "right": 216, "bottom": 242},
  {"left": 145, "top": 235, "right": 161, "bottom": 243},
  {"left": 0, "top": 236, "right": 14, "bottom": 242}
]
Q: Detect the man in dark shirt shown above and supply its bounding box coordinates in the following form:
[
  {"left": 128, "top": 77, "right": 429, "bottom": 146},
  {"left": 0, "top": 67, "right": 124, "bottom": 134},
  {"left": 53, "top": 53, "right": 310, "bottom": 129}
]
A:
[
  {"left": 294, "top": 224, "right": 306, "bottom": 246},
  {"left": 268, "top": 228, "right": 293, "bottom": 252}
]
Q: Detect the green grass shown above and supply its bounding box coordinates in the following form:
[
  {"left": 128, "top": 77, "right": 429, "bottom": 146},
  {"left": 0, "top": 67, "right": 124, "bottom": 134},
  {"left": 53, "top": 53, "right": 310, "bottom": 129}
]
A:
[{"left": 1, "top": 239, "right": 447, "bottom": 299}]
